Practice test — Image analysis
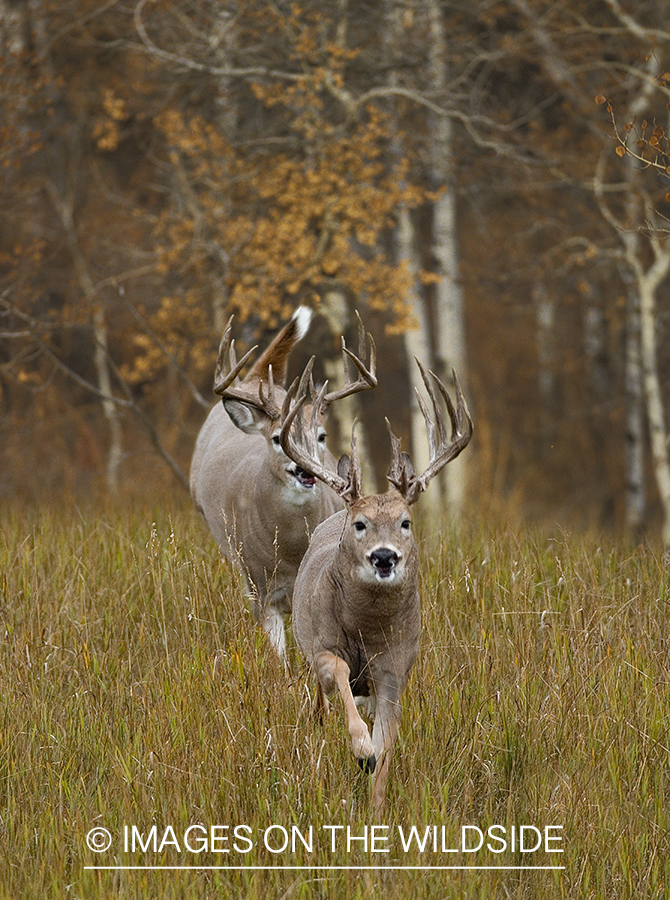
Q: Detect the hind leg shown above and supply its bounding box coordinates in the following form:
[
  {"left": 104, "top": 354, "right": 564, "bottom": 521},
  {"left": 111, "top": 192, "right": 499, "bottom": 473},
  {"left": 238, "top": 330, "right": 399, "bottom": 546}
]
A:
[{"left": 261, "top": 606, "right": 287, "bottom": 663}]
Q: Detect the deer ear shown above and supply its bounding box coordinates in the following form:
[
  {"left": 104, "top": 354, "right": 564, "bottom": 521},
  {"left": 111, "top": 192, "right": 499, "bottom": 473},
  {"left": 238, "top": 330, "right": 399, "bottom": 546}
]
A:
[
  {"left": 337, "top": 454, "right": 351, "bottom": 481},
  {"left": 387, "top": 450, "right": 418, "bottom": 500},
  {"left": 337, "top": 447, "right": 363, "bottom": 502},
  {"left": 223, "top": 399, "right": 268, "bottom": 434}
]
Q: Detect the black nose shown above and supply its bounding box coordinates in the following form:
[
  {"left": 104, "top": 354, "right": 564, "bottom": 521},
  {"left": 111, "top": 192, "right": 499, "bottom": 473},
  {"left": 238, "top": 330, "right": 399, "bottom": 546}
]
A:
[{"left": 370, "top": 548, "right": 399, "bottom": 572}]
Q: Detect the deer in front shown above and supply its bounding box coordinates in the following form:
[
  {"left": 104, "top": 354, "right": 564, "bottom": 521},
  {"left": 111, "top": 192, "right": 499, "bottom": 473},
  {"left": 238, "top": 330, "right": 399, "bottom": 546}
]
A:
[
  {"left": 190, "top": 307, "right": 376, "bottom": 662},
  {"left": 280, "top": 358, "right": 473, "bottom": 810}
]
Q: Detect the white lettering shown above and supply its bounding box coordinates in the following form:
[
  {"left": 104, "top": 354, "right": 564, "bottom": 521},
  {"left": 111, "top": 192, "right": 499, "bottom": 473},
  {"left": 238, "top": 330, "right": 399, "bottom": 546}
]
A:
[
  {"left": 462, "top": 826, "right": 484, "bottom": 853},
  {"left": 233, "top": 824, "right": 254, "bottom": 853},
  {"left": 264, "top": 825, "right": 289, "bottom": 854}
]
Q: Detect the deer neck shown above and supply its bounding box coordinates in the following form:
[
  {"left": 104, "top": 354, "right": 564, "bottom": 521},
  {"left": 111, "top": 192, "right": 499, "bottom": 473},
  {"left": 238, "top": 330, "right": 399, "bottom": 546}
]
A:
[{"left": 329, "top": 547, "right": 420, "bottom": 630}]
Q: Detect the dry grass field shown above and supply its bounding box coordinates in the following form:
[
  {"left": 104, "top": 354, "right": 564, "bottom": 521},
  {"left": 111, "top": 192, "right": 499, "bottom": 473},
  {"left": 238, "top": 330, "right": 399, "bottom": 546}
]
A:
[{"left": 1, "top": 499, "right": 668, "bottom": 898}]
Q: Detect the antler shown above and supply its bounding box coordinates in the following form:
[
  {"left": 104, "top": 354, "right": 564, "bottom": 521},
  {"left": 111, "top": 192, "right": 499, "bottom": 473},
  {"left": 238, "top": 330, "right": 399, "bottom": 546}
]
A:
[
  {"left": 279, "top": 313, "right": 376, "bottom": 501},
  {"left": 212, "top": 315, "right": 282, "bottom": 418},
  {"left": 213, "top": 315, "right": 257, "bottom": 397},
  {"left": 279, "top": 375, "right": 351, "bottom": 497},
  {"left": 387, "top": 361, "right": 473, "bottom": 505},
  {"left": 321, "top": 311, "right": 377, "bottom": 409}
]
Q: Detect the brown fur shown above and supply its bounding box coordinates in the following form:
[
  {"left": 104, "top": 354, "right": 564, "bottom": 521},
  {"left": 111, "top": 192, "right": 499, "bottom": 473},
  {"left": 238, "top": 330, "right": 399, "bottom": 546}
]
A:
[
  {"left": 281, "top": 358, "right": 472, "bottom": 809},
  {"left": 191, "top": 309, "right": 340, "bottom": 660}
]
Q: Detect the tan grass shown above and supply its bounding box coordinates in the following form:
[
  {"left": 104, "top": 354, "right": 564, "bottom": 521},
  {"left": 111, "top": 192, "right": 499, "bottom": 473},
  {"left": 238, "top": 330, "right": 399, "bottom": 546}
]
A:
[{"left": 0, "top": 501, "right": 668, "bottom": 898}]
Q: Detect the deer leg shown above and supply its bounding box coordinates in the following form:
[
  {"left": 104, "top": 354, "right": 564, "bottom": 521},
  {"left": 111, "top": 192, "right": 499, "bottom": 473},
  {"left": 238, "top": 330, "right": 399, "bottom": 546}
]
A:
[
  {"left": 261, "top": 606, "right": 287, "bottom": 663},
  {"left": 251, "top": 584, "right": 289, "bottom": 665},
  {"left": 354, "top": 694, "right": 377, "bottom": 720},
  {"left": 314, "top": 651, "right": 375, "bottom": 771},
  {"left": 314, "top": 680, "right": 330, "bottom": 723},
  {"left": 369, "top": 691, "right": 402, "bottom": 812}
]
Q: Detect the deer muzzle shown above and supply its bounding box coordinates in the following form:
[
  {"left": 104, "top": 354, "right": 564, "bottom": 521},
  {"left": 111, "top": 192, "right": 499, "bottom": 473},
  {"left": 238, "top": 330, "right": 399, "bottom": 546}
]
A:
[
  {"left": 290, "top": 465, "right": 317, "bottom": 488},
  {"left": 369, "top": 547, "right": 400, "bottom": 579}
]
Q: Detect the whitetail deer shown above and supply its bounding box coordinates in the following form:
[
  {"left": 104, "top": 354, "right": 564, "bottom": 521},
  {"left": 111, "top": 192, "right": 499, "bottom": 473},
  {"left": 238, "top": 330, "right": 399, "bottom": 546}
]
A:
[
  {"left": 190, "top": 307, "right": 376, "bottom": 661},
  {"left": 280, "top": 358, "right": 472, "bottom": 810}
]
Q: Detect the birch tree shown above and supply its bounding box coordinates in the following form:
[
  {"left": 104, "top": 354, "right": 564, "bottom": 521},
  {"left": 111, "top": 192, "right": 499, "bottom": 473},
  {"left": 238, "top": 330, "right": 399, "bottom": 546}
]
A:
[
  {"left": 425, "top": 0, "right": 469, "bottom": 516},
  {"left": 506, "top": 0, "right": 670, "bottom": 539},
  {"left": 594, "top": 23, "right": 670, "bottom": 541}
]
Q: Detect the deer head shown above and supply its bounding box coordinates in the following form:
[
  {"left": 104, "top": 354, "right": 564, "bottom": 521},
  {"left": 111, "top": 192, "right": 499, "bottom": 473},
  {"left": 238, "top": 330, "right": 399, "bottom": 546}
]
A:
[{"left": 214, "top": 308, "right": 377, "bottom": 498}]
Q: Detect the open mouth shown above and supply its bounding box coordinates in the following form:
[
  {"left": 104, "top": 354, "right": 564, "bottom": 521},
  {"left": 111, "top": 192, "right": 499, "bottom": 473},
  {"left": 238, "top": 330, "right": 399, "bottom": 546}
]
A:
[{"left": 290, "top": 465, "right": 317, "bottom": 488}]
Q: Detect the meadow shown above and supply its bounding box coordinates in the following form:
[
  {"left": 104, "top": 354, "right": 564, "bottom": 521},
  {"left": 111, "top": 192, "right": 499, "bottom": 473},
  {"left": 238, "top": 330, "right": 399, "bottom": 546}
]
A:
[{"left": 0, "top": 499, "right": 668, "bottom": 899}]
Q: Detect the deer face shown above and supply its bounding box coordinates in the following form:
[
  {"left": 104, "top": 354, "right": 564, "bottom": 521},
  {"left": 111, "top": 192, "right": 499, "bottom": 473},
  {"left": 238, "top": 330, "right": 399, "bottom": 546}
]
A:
[
  {"left": 224, "top": 396, "right": 330, "bottom": 500},
  {"left": 345, "top": 491, "right": 416, "bottom": 586}
]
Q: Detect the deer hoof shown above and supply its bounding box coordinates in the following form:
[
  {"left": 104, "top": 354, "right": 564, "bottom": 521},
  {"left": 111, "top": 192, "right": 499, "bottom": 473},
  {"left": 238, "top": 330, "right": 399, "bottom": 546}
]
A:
[{"left": 357, "top": 754, "right": 376, "bottom": 775}]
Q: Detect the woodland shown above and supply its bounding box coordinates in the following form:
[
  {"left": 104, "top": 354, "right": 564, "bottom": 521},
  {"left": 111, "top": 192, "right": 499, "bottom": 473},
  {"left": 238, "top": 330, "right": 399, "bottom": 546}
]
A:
[{"left": 3, "top": 0, "right": 670, "bottom": 541}]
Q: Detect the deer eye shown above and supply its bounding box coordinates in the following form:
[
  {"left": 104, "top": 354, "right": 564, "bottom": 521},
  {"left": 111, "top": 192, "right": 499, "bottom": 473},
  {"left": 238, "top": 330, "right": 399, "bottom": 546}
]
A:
[
  {"left": 317, "top": 432, "right": 327, "bottom": 443},
  {"left": 354, "top": 521, "right": 366, "bottom": 533},
  {"left": 272, "top": 435, "right": 281, "bottom": 446},
  {"left": 401, "top": 519, "right": 411, "bottom": 531}
]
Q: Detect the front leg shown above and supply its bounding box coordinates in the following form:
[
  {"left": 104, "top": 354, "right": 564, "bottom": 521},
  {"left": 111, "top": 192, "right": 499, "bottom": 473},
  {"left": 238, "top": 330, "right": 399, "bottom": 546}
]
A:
[{"left": 314, "top": 651, "right": 376, "bottom": 771}]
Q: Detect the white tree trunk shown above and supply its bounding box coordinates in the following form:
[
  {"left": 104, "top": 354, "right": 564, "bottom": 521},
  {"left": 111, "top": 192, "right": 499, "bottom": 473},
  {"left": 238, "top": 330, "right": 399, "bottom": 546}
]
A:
[
  {"left": 583, "top": 295, "right": 608, "bottom": 398},
  {"left": 384, "top": 1, "right": 439, "bottom": 511},
  {"left": 93, "top": 306, "right": 123, "bottom": 493},
  {"left": 624, "top": 289, "right": 645, "bottom": 535},
  {"left": 396, "top": 206, "right": 433, "bottom": 485},
  {"left": 594, "top": 48, "right": 670, "bottom": 540},
  {"left": 211, "top": 8, "right": 238, "bottom": 337},
  {"left": 637, "top": 222, "right": 670, "bottom": 544},
  {"left": 534, "top": 282, "right": 555, "bottom": 406},
  {"left": 48, "top": 176, "right": 124, "bottom": 494},
  {"left": 320, "top": 288, "right": 375, "bottom": 489},
  {"left": 425, "top": 0, "right": 470, "bottom": 518}
]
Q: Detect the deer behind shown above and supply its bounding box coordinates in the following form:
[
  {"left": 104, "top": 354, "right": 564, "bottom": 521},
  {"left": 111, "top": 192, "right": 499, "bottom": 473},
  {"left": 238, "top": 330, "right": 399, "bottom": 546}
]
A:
[
  {"left": 190, "top": 307, "right": 376, "bottom": 661},
  {"left": 280, "top": 358, "right": 472, "bottom": 809}
]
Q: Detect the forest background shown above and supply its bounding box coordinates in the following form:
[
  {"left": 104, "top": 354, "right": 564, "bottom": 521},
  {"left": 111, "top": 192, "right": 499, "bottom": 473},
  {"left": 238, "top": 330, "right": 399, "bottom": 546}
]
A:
[{"left": 3, "top": 0, "right": 670, "bottom": 543}]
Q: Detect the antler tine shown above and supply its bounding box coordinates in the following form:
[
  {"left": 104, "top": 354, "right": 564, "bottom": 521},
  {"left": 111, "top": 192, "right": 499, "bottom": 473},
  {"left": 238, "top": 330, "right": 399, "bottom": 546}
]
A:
[
  {"left": 322, "top": 312, "right": 377, "bottom": 409},
  {"left": 213, "top": 315, "right": 258, "bottom": 397},
  {"left": 298, "top": 355, "right": 316, "bottom": 406},
  {"left": 414, "top": 358, "right": 456, "bottom": 455},
  {"left": 259, "top": 363, "right": 278, "bottom": 414},
  {"left": 280, "top": 356, "right": 316, "bottom": 422}
]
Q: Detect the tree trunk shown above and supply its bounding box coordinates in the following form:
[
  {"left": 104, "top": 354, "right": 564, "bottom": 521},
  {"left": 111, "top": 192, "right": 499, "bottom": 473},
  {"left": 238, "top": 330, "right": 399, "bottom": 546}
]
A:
[
  {"left": 533, "top": 282, "right": 556, "bottom": 437},
  {"left": 396, "top": 206, "right": 433, "bottom": 484},
  {"left": 384, "top": 0, "right": 433, "bottom": 492},
  {"left": 93, "top": 306, "right": 123, "bottom": 493},
  {"left": 636, "top": 214, "right": 670, "bottom": 544},
  {"left": 321, "top": 288, "right": 375, "bottom": 489},
  {"left": 624, "top": 288, "right": 645, "bottom": 537},
  {"left": 424, "top": 0, "right": 470, "bottom": 518}
]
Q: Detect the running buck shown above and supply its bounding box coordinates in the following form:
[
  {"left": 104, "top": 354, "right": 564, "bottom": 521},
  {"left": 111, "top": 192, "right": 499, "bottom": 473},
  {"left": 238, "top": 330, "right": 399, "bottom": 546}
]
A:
[
  {"left": 280, "top": 359, "right": 472, "bottom": 810},
  {"left": 190, "top": 307, "right": 376, "bottom": 661}
]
